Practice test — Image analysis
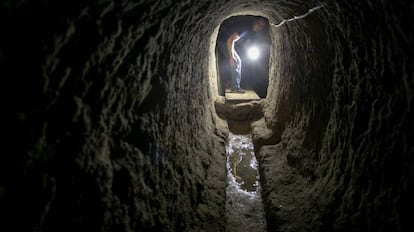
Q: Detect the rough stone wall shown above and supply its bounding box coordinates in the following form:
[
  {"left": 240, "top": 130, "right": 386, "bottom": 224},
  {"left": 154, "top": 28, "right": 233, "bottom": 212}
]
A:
[
  {"left": 263, "top": 1, "right": 333, "bottom": 149},
  {"left": 313, "top": 1, "right": 413, "bottom": 231},
  {"left": 259, "top": 0, "right": 413, "bottom": 231},
  {"left": 1, "top": 1, "right": 228, "bottom": 231},
  {"left": 256, "top": 2, "right": 335, "bottom": 231}
]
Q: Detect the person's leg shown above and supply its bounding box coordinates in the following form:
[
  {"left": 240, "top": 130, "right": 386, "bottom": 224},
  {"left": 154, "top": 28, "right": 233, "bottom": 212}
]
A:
[
  {"left": 230, "top": 52, "right": 244, "bottom": 93},
  {"left": 230, "top": 62, "right": 237, "bottom": 90},
  {"left": 230, "top": 52, "right": 242, "bottom": 91},
  {"left": 234, "top": 52, "right": 242, "bottom": 89}
]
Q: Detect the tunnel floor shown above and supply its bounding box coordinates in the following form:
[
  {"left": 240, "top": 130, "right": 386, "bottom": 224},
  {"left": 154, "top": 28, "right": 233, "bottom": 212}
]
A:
[
  {"left": 224, "top": 88, "right": 260, "bottom": 104},
  {"left": 225, "top": 121, "right": 267, "bottom": 232}
]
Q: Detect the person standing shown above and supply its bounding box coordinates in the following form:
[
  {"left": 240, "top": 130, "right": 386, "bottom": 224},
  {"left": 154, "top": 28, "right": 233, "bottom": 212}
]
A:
[{"left": 217, "top": 16, "right": 266, "bottom": 93}]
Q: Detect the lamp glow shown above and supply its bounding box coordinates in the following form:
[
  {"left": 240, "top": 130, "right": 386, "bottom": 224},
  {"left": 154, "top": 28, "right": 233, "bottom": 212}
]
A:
[{"left": 247, "top": 46, "right": 260, "bottom": 60}]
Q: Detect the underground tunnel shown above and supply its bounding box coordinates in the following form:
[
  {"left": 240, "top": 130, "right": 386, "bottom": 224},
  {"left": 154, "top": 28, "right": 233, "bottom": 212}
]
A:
[{"left": 1, "top": 0, "right": 413, "bottom": 232}]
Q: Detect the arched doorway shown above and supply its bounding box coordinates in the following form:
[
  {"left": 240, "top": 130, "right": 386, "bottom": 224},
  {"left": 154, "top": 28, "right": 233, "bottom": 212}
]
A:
[{"left": 215, "top": 15, "right": 271, "bottom": 98}]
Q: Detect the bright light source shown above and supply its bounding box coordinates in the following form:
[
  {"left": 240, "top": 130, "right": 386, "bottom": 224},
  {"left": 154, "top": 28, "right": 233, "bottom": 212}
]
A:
[{"left": 247, "top": 46, "right": 260, "bottom": 60}]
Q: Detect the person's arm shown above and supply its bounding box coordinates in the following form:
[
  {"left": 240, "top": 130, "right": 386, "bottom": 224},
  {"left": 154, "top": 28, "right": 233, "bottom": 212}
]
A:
[{"left": 227, "top": 32, "right": 240, "bottom": 66}]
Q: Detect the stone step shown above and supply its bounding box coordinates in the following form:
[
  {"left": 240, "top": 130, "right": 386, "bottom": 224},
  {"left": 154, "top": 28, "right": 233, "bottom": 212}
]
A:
[{"left": 225, "top": 89, "right": 261, "bottom": 103}]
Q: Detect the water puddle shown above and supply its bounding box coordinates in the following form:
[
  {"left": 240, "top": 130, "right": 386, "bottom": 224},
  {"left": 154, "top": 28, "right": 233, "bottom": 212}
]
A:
[
  {"left": 227, "top": 133, "right": 260, "bottom": 192},
  {"left": 226, "top": 130, "right": 267, "bottom": 232}
]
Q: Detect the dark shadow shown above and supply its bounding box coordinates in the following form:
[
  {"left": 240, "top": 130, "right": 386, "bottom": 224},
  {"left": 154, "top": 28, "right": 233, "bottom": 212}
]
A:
[
  {"left": 216, "top": 15, "right": 271, "bottom": 98},
  {"left": 227, "top": 120, "right": 251, "bottom": 135}
]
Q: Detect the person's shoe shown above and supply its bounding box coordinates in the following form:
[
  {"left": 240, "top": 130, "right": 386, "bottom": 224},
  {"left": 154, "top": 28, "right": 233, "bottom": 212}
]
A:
[{"left": 234, "top": 88, "right": 245, "bottom": 93}]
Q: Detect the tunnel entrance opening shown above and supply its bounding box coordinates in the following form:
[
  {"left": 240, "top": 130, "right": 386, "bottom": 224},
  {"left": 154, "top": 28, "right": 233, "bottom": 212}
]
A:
[
  {"left": 211, "top": 14, "right": 271, "bottom": 231},
  {"left": 215, "top": 15, "right": 271, "bottom": 99}
]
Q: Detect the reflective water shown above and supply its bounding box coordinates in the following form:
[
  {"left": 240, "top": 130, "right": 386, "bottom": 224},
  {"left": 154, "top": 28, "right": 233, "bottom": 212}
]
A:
[
  {"left": 226, "top": 132, "right": 267, "bottom": 232},
  {"left": 227, "top": 133, "right": 260, "bottom": 192}
]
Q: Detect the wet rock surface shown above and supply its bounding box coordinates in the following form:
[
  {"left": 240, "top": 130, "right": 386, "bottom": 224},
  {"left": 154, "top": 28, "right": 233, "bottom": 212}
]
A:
[{"left": 226, "top": 127, "right": 266, "bottom": 232}]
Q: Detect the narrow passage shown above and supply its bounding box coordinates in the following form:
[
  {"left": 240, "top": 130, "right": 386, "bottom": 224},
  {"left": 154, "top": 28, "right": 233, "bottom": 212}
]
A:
[{"left": 225, "top": 121, "right": 267, "bottom": 232}]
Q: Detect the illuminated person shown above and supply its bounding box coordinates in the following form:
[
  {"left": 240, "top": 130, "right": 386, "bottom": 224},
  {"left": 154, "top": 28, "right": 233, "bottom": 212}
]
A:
[{"left": 217, "top": 17, "right": 266, "bottom": 93}]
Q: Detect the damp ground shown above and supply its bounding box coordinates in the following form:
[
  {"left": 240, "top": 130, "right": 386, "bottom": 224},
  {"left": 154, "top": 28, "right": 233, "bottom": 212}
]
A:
[{"left": 225, "top": 121, "right": 267, "bottom": 232}]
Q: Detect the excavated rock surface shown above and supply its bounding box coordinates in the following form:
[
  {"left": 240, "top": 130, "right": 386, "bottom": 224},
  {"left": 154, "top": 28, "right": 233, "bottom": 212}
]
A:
[
  {"left": 215, "top": 98, "right": 264, "bottom": 122},
  {"left": 1, "top": 1, "right": 231, "bottom": 231},
  {"left": 258, "top": 1, "right": 414, "bottom": 232}
]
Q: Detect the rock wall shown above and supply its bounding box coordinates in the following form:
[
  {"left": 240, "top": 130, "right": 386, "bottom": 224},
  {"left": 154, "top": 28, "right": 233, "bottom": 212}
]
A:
[
  {"left": 258, "top": 0, "right": 413, "bottom": 231},
  {"left": 313, "top": 2, "right": 413, "bottom": 231},
  {"left": 1, "top": 1, "right": 229, "bottom": 231}
]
